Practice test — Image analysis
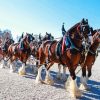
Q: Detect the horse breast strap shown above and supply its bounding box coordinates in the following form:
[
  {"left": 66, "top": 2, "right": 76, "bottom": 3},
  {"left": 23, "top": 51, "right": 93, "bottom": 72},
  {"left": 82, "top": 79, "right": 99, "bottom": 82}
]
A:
[{"left": 77, "top": 25, "right": 80, "bottom": 32}]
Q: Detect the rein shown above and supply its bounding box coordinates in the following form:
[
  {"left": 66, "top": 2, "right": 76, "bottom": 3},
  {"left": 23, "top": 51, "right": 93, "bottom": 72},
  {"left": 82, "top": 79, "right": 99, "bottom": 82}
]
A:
[
  {"left": 75, "top": 48, "right": 89, "bottom": 75},
  {"left": 74, "top": 36, "right": 90, "bottom": 75},
  {"left": 75, "top": 32, "right": 98, "bottom": 75}
]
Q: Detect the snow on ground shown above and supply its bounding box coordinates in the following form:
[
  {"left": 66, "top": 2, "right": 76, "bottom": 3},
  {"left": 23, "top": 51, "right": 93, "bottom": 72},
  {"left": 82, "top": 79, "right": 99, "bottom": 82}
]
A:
[{"left": 0, "top": 54, "right": 100, "bottom": 100}]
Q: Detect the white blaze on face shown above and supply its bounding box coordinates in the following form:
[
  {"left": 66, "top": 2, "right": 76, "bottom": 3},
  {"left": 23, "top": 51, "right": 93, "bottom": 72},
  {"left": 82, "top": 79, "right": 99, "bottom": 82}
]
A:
[
  {"left": 88, "top": 31, "right": 93, "bottom": 45},
  {"left": 89, "top": 35, "right": 93, "bottom": 45}
]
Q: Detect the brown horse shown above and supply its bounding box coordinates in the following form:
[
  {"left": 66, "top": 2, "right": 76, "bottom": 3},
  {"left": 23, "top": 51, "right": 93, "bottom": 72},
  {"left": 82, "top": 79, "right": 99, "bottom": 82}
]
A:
[
  {"left": 8, "top": 33, "right": 34, "bottom": 74},
  {"left": 0, "top": 38, "right": 14, "bottom": 68},
  {"left": 79, "top": 29, "right": 100, "bottom": 90},
  {"left": 30, "top": 33, "right": 54, "bottom": 74},
  {"left": 36, "top": 19, "right": 91, "bottom": 98}
]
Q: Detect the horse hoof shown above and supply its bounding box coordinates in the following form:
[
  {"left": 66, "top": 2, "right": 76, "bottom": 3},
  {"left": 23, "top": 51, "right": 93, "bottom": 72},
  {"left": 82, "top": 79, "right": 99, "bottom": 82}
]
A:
[
  {"left": 56, "top": 76, "right": 61, "bottom": 80},
  {"left": 0, "top": 67, "right": 4, "bottom": 69},
  {"left": 71, "top": 90, "right": 82, "bottom": 98},
  {"left": 56, "top": 74, "right": 61, "bottom": 80},
  {"left": 79, "top": 84, "right": 90, "bottom": 91},
  {"left": 79, "top": 84, "right": 86, "bottom": 90},
  {"left": 0, "top": 65, "right": 4, "bottom": 69},
  {"left": 61, "top": 77, "right": 67, "bottom": 82},
  {"left": 75, "top": 90, "right": 82, "bottom": 98},
  {"left": 44, "top": 79, "right": 54, "bottom": 85},
  {"left": 85, "top": 85, "right": 91, "bottom": 91},
  {"left": 18, "top": 71, "right": 26, "bottom": 75},
  {"left": 35, "top": 80, "right": 42, "bottom": 84},
  {"left": 33, "top": 71, "right": 38, "bottom": 75}
]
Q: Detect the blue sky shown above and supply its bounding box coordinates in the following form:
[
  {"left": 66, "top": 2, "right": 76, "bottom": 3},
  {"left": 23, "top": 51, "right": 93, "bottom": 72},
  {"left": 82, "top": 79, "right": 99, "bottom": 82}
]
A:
[{"left": 0, "top": 0, "right": 100, "bottom": 39}]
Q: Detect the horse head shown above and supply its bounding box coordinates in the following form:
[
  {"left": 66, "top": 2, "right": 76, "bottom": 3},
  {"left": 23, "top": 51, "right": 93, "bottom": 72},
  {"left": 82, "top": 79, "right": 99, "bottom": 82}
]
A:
[
  {"left": 66, "top": 18, "right": 90, "bottom": 49},
  {"left": 20, "top": 33, "right": 35, "bottom": 52},
  {"left": 31, "top": 40, "right": 39, "bottom": 57},
  {"left": 7, "top": 39, "right": 14, "bottom": 45},
  {"left": 43, "top": 32, "right": 54, "bottom": 41},
  {"left": 86, "top": 29, "right": 100, "bottom": 55},
  {"left": 92, "top": 29, "right": 100, "bottom": 43},
  {"left": 26, "top": 33, "right": 35, "bottom": 43},
  {"left": 18, "top": 33, "right": 24, "bottom": 42},
  {"left": 77, "top": 18, "right": 90, "bottom": 39},
  {"left": 2, "top": 38, "right": 14, "bottom": 56}
]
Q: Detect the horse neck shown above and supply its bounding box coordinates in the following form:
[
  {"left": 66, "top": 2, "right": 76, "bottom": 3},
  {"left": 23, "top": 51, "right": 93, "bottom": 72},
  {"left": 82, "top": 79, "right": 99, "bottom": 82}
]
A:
[
  {"left": 68, "top": 22, "right": 82, "bottom": 47},
  {"left": 90, "top": 30, "right": 100, "bottom": 51},
  {"left": 72, "top": 38, "right": 82, "bottom": 48},
  {"left": 23, "top": 40, "right": 30, "bottom": 49},
  {"left": 71, "top": 31, "right": 83, "bottom": 48},
  {"left": 90, "top": 40, "right": 99, "bottom": 52},
  {"left": 67, "top": 23, "right": 80, "bottom": 33}
]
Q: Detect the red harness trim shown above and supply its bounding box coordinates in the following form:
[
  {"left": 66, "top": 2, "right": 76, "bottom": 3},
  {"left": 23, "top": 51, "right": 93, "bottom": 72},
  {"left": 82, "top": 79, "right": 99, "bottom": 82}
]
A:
[
  {"left": 77, "top": 25, "right": 80, "bottom": 32},
  {"left": 62, "top": 36, "right": 66, "bottom": 54}
]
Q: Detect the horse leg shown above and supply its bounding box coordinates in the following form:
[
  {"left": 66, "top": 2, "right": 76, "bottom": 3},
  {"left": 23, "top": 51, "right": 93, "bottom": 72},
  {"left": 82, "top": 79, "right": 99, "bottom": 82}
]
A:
[
  {"left": 0, "top": 59, "right": 5, "bottom": 68},
  {"left": 65, "top": 66, "right": 82, "bottom": 98},
  {"left": 85, "top": 65, "right": 92, "bottom": 90},
  {"left": 79, "top": 65, "right": 89, "bottom": 90},
  {"left": 35, "top": 63, "right": 42, "bottom": 84},
  {"left": 56, "top": 63, "right": 62, "bottom": 80},
  {"left": 61, "top": 65, "right": 67, "bottom": 81},
  {"left": 9, "top": 60, "right": 16, "bottom": 73},
  {"left": 44, "top": 62, "right": 54, "bottom": 85},
  {"left": 35, "top": 47, "right": 45, "bottom": 84},
  {"left": 18, "top": 63, "right": 26, "bottom": 75},
  {"left": 33, "top": 60, "right": 38, "bottom": 74},
  {"left": 7, "top": 59, "right": 10, "bottom": 68},
  {"left": 87, "top": 66, "right": 92, "bottom": 78}
]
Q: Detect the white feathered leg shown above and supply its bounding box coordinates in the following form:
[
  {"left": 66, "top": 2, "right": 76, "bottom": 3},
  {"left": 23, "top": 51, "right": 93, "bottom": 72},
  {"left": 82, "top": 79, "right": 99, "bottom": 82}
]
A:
[
  {"left": 7, "top": 60, "right": 12, "bottom": 68},
  {"left": 35, "top": 66, "right": 42, "bottom": 84},
  {"left": 65, "top": 77, "right": 82, "bottom": 98},
  {"left": 44, "top": 69, "right": 54, "bottom": 85},
  {"left": 18, "top": 63, "right": 26, "bottom": 75},
  {"left": 33, "top": 65, "right": 38, "bottom": 74},
  {"left": 33, "top": 61, "right": 38, "bottom": 74},
  {"left": 0, "top": 60, "right": 5, "bottom": 68},
  {"left": 61, "top": 66, "right": 67, "bottom": 81},
  {"left": 79, "top": 76, "right": 89, "bottom": 90},
  {"left": 9, "top": 61, "right": 16, "bottom": 73},
  {"left": 56, "top": 64, "right": 62, "bottom": 80}
]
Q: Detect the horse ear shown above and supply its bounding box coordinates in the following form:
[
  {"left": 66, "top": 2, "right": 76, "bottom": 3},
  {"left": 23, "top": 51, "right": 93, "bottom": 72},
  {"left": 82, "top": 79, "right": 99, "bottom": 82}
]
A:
[
  {"left": 82, "top": 18, "right": 85, "bottom": 23},
  {"left": 90, "top": 27, "right": 93, "bottom": 32},
  {"left": 86, "top": 19, "right": 88, "bottom": 23}
]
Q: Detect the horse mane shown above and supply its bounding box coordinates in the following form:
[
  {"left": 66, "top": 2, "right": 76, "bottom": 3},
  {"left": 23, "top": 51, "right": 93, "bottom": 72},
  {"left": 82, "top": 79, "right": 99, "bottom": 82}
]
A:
[
  {"left": 93, "top": 30, "right": 97, "bottom": 35},
  {"left": 92, "top": 29, "right": 100, "bottom": 36},
  {"left": 91, "top": 29, "right": 100, "bottom": 44},
  {"left": 66, "top": 22, "right": 80, "bottom": 34}
]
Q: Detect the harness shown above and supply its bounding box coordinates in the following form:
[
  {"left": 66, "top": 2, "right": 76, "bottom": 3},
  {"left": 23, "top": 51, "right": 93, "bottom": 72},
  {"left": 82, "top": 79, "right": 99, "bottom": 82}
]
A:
[
  {"left": 88, "top": 49, "right": 96, "bottom": 55},
  {"left": 65, "top": 35, "right": 81, "bottom": 51},
  {"left": 55, "top": 40, "right": 62, "bottom": 58}
]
